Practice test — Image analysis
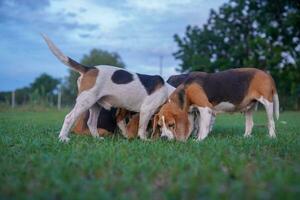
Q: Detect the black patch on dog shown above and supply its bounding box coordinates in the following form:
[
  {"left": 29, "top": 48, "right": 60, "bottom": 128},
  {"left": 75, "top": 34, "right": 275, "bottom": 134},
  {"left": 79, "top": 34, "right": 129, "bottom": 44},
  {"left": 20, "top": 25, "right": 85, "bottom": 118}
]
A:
[
  {"left": 111, "top": 70, "right": 133, "bottom": 84},
  {"left": 167, "top": 74, "right": 189, "bottom": 88},
  {"left": 185, "top": 69, "right": 255, "bottom": 105},
  {"left": 83, "top": 108, "right": 117, "bottom": 133},
  {"left": 68, "top": 57, "right": 96, "bottom": 73},
  {"left": 97, "top": 108, "right": 117, "bottom": 132},
  {"left": 137, "top": 74, "right": 164, "bottom": 95}
]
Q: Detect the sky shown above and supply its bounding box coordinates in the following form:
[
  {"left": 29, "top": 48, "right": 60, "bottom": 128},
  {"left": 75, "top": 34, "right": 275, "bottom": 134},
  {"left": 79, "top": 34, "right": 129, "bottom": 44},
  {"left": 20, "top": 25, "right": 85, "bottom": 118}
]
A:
[{"left": 0, "top": 0, "right": 226, "bottom": 91}]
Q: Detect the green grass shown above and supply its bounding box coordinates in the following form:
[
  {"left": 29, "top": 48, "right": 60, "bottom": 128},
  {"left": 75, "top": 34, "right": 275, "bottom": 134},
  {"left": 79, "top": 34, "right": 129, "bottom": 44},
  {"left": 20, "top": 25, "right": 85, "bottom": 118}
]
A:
[{"left": 0, "top": 110, "right": 299, "bottom": 199}]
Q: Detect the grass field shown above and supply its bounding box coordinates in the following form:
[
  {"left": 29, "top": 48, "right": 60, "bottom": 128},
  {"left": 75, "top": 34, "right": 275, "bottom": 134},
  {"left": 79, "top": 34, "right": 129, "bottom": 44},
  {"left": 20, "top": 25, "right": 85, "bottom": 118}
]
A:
[{"left": 0, "top": 110, "right": 299, "bottom": 199}]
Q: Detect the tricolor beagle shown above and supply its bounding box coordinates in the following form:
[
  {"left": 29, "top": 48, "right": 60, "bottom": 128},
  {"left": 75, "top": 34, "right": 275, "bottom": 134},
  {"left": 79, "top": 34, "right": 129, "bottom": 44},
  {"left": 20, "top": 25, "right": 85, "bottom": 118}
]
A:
[
  {"left": 153, "top": 68, "right": 279, "bottom": 141},
  {"left": 43, "top": 35, "right": 174, "bottom": 142},
  {"left": 73, "top": 74, "right": 195, "bottom": 139}
]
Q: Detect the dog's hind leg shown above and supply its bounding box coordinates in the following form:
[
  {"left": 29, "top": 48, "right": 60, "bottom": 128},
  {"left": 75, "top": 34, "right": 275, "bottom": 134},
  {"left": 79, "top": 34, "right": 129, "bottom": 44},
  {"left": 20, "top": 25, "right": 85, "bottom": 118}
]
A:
[
  {"left": 58, "top": 91, "right": 99, "bottom": 142},
  {"left": 243, "top": 102, "right": 258, "bottom": 138},
  {"left": 258, "top": 97, "right": 276, "bottom": 138},
  {"left": 138, "top": 109, "right": 155, "bottom": 140},
  {"left": 209, "top": 113, "right": 216, "bottom": 133},
  {"left": 244, "top": 108, "right": 254, "bottom": 137},
  {"left": 87, "top": 104, "right": 102, "bottom": 138}
]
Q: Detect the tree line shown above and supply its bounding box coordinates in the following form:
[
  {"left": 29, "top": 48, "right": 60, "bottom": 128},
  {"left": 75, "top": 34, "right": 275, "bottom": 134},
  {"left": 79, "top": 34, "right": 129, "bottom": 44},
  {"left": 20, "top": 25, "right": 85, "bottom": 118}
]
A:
[{"left": 173, "top": 0, "right": 300, "bottom": 109}]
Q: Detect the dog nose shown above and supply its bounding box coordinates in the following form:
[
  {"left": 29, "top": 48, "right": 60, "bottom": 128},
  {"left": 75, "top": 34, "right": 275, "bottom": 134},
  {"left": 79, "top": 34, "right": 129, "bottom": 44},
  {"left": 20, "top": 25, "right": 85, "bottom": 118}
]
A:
[{"left": 161, "top": 135, "right": 168, "bottom": 140}]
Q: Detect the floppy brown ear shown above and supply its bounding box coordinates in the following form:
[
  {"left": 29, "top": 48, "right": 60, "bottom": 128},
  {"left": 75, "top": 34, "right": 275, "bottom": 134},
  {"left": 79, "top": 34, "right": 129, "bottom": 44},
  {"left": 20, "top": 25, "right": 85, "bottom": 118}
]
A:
[
  {"left": 127, "top": 113, "right": 139, "bottom": 139},
  {"left": 151, "top": 114, "right": 160, "bottom": 139},
  {"left": 115, "top": 108, "right": 129, "bottom": 123},
  {"left": 72, "top": 111, "right": 89, "bottom": 135},
  {"left": 174, "top": 112, "right": 190, "bottom": 141}
]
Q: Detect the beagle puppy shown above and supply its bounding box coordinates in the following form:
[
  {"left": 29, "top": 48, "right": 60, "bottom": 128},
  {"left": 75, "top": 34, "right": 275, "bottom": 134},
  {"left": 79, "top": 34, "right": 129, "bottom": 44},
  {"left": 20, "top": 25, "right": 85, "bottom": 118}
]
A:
[
  {"left": 43, "top": 34, "right": 174, "bottom": 142},
  {"left": 153, "top": 68, "right": 279, "bottom": 141}
]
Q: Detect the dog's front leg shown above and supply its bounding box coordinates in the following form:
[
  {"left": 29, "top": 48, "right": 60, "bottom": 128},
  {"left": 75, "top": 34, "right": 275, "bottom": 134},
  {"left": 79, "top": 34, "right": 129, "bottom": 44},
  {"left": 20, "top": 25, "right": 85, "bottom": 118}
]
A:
[
  {"left": 138, "top": 86, "right": 169, "bottom": 140},
  {"left": 117, "top": 120, "right": 128, "bottom": 138},
  {"left": 196, "top": 107, "right": 212, "bottom": 141},
  {"left": 137, "top": 110, "right": 153, "bottom": 140},
  {"left": 115, "top": 108, "right": 130, "bottom": 138},
  {"left": 87, "top": 104, "right": 102, "bottom": 139},
  {"left": 209, "top": 113, "right": 216, "bottom": 132}
]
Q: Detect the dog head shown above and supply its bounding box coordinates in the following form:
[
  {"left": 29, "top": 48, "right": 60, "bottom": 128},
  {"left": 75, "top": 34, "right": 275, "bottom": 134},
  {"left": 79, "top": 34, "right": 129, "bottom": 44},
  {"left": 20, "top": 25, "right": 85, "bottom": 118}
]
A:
[{"left": 152, "top": 101, "right": 190, "bottom": 141}]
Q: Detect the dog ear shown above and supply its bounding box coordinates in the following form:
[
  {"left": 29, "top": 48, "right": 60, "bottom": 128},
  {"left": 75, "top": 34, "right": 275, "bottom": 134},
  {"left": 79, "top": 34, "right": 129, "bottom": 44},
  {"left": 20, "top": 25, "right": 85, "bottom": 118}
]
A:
[
  {"left": 115, "top": 108, "right": 129, "bottom": 123},
  {"left": 151, "top": 114, "right": 160, "bottom": 139},
  {"left": 173, "top": 112, "right": 190, "bottom": 141},
  {"left": 126, "top": 113, "right": 139, "bottom": 139},
  {"left": 72, "top": 111, "right": 90, "bottom": 135}
]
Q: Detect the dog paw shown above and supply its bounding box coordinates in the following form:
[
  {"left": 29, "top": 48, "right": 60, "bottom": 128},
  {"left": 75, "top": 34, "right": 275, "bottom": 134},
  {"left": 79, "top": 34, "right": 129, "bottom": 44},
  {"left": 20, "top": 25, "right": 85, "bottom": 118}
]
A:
[
  {"left": 194, "top": 138, "right": 203, "bottom": 142},
  {"left": 243, "top": 134, "right": 252, "bottom": 138},
  {"left": 96, "top": 136, "right": 104, "bottom": 140},
  {"left": 59, "top": 136, "right": 70, "bottom": 143},
  {"left": 268, "top": 134, "right": 276, "bottom": 139},
  {"left": 138, "top": 135, "right": 148, "bottom": 140},
  {"left": 91, "top": 133, "right": 100, "bottom": 138}
]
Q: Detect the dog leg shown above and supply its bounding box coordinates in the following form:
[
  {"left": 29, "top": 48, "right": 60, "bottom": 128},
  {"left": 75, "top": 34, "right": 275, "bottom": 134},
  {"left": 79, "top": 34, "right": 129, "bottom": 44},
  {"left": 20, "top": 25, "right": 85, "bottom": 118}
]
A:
[
  {"left": 87, "top": 104, "right": 102, "bottom": 138},
  {"left": 117, "top": 120, "right": 128, "bottom": 138},
  {"left": 258, "top": 97, "right": 276, "bottom": 138},
  {"left": 115, "top": 108, "right": 130, "bottom": 138},
  {"left": 188, "top": 113, "right": 195, "bottom": 136},
  {"left": 139, "top": 87, "right": 169, "bottom": 140},
  {"left": 137, "top": 110, "right": 153, "bottom": 140},
  {"left": 58, "top": 91, "right": 99, "bottom": 142},
  {"left": 209, "top": 113, "right": 216, "bottom": 133},
  {"left": 196, "top": 107, "right": 212, "bottom": 141},
  {"left": 188, "top": 107, "right": 199, "bottom": 137},
  {"left": 244, "top": 109, "right": 254, "bottom": 137}
]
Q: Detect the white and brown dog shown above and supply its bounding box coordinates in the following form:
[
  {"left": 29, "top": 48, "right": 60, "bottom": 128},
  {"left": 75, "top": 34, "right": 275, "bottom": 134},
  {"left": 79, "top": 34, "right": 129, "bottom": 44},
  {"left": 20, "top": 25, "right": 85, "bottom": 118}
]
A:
[
  {"left": 153, "top": 68, "right": 279, "bottom": 141},
  {"left": 43, "top": 35, "right": 175, "bottom": 142}
]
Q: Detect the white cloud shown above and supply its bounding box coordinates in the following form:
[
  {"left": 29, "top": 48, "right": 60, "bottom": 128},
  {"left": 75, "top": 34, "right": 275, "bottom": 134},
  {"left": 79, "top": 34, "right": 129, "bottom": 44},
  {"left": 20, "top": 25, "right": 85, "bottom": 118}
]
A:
[
  {"left": 46, "top": 0, "right": 133, "bottom": 34},
  {"left": 126, "top": 0, "right": 196, "bottom": 12}
]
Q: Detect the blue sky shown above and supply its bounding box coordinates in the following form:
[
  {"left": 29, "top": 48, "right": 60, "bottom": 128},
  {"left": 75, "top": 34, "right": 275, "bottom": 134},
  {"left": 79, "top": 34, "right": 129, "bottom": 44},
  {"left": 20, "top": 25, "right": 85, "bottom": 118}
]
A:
[{"left": 0, "top": 0, "right": 226, "bottom": 91}]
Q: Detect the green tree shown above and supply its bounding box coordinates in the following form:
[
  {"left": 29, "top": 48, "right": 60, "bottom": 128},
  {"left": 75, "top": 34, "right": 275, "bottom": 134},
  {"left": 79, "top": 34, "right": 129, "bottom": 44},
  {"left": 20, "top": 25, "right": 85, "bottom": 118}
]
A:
[
  {"left": 0, "top": 74, "right": 60, "bottom": 106},
  {"left": 30, "top": 73, "right": 60, "bottom": 96},
  {"left": 81, "top": 49, "right": 125, "bottom": 68},
  {"left": 174, "top": 0, "right": 300, "bottom": 109},
  {"left": 62, "top": 49, "right": 126, "bottom": 105},
  {"left": 29, "top": 73, "right": 60, "bottom": 105}
]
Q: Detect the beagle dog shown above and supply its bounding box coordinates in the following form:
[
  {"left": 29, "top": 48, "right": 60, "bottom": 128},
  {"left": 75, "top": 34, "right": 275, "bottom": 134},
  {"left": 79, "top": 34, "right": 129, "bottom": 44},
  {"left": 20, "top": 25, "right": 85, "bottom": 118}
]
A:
[
  {"left": 153, "top": 68, "right": 279, "bottom": 141},
  {"left": 71, "top": 74, "right": 194, "bottom": 139},
  {"left": 43, "top": 35, "right": 175, "bottom": 142}
]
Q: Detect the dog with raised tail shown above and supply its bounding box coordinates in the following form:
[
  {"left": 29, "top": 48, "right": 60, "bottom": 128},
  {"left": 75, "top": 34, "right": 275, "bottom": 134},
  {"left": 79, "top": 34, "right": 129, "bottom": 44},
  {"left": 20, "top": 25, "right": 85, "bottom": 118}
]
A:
[
  {"left": 42, "top": 34, "right": 175, "bottom": 142},
  {"left": 153, "top": 68, "right": 279, "bottom": 141}
]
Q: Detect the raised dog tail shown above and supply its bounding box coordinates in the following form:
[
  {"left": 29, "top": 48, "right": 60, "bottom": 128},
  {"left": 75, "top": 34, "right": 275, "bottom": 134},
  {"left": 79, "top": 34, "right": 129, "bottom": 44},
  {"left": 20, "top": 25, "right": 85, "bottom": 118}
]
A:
[
  {"left": 42, "top": 34, "right": 90, "bottom": 74},
  {"left": 273, "top": 92, "right": 280, "bottom": 120}
]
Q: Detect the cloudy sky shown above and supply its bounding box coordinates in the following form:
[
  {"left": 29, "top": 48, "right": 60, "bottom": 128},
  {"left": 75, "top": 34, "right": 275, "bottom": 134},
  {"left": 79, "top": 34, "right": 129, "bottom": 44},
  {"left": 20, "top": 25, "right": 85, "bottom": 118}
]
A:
[{"left": 0, "top": 0, "right": 226, "bottom": 91}]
